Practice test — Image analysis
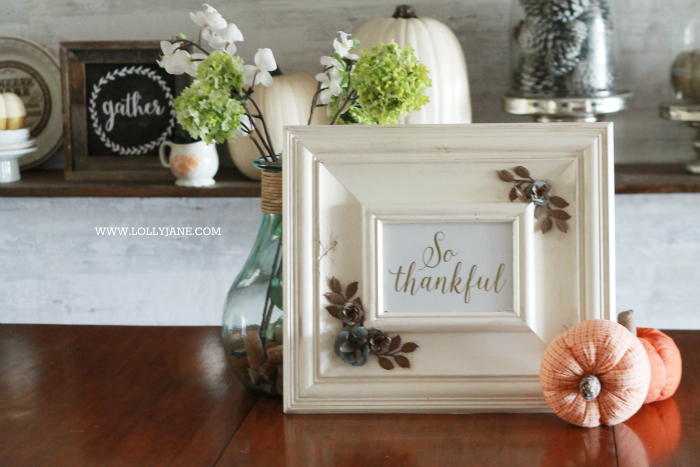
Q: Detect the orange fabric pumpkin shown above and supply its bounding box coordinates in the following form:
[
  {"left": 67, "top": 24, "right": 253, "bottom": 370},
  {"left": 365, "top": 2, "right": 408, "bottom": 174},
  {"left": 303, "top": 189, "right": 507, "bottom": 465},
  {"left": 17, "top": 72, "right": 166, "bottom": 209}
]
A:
[
  {"left": 540, "top": 319, "right": 651, "bottom": 428},
  {"left": 637, "top": 328, "right": 682, "bottom": 403},
  {"left": 617, "top": 311, "right": 683, "bottom": 404}
]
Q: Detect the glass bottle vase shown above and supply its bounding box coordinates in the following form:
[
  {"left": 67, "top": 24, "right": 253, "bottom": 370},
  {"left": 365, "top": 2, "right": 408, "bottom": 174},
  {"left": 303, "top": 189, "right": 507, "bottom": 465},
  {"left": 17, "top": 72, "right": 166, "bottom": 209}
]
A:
[{"left": 222, "top": 157, "right": 283, "bottom": 396}]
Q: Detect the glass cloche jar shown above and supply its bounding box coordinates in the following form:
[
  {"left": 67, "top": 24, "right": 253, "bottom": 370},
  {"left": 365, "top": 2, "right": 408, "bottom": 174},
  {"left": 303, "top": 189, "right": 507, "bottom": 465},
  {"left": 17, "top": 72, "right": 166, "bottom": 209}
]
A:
[
  {"left": 661, "top": 1, "right": 700, "bottom": 173},
  {"left": 504, "top": 0, "right": 630, "bottom": 121},
  {"left": 669, "top": 4, "right": 700, "bottom": 102}
]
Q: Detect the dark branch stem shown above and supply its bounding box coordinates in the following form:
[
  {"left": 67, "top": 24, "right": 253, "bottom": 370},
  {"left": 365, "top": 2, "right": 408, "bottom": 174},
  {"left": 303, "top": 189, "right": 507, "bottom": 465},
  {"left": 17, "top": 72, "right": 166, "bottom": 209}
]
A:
[
  {"left": 249, "top": 135, "right": 270, "bottom": 162},
  {"left": 173, "top": 40, "right": 210, "bottom": 56},
  {"left": 308, "top": 83, "right": 324, "bottom": 125},
  {"left": 245, "top": 109, "right": 274, "bottom": 160},
  {"left": 330, "top": 90, "right": 357, "bottom": 125},
  {"left": 248, "top": 96, "right": 276, "bottom": 159}
]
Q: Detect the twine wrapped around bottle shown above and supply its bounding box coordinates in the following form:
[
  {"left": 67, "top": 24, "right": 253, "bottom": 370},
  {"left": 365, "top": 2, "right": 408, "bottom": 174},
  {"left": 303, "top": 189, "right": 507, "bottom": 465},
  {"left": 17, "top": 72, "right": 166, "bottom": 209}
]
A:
[{"left": 261, "top": 171, "right": 282, "bottom": 215}]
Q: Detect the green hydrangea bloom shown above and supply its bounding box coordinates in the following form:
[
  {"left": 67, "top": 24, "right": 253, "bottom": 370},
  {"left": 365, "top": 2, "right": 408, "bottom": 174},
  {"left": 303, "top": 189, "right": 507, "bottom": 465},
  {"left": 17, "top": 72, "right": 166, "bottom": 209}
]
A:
[
  {"left": 174, "top": 79, "right": 245, "bottom": 144},
  {"left": 196, "top": 50, "right": 245, "bottom": 93},
  {"left": 349, "top": 43, "right": 431, "bottom": 125}
]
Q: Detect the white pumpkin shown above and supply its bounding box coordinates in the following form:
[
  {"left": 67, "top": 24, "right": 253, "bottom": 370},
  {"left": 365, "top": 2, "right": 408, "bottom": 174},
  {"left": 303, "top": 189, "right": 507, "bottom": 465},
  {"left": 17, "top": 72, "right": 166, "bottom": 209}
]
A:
[
  {"left": 228, "top": 72, "right": 327, "bottom": 180},
  {"left": 0, "top": 92, "right": 26, "bottom": 130},
  {"left": 355, "top": 5, "right": 472, "bottom": 124}
]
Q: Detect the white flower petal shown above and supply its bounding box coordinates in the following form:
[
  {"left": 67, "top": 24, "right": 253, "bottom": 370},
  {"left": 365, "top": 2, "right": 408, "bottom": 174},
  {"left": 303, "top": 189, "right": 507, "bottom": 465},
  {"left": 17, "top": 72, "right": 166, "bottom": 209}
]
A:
[
  {"left": 315, "top": 72, "right": 330, "bottom": 85},
  {"left": 206, "top": 13, "right": 227, "bottom": 31},
  {"left": 221, "top": 23, "right": 244, "bottom": 42},
  {"left": 346, "top": 52, "right": 359, "bottom": 60},
  {"left": 259, "top": 70, "right": 273, "bottom": 87},
  {"left": 225, "top": 42, "right": 238, "bottom": 55},
  {"left": 332, "top": 38, "right": 346, "bottom": 58},
  {"left": 202, "top": 3, "right": 217, "bottom": 13},
  {"left": 190, "top": 11, "right": 205, "bottom": 28},
  {"left": 160, "top": 40, "right": 176, "bottom": 57},
  {"left": 330, "top": 81, "right": 342, "bottom": 96},
  {"left": 208, "top": 32, "right": 226, "bottom": 50},
  {"left": 319, "top": 88, "right": 332, "bottom": 105},
  {"left": 243, "top": 65, "right": 258, "bottom": 86},
  {"left": 254, "top": 48, "right": 277, "bottom": 72},
  {"left": 185, "top": 63, "right": 199, "bottom": 77},
  {"left": 202, "top": 28, "right": 213, "bottom": 41},
  {"left": 321, "top": 55, "right": 343, "bottom": 70}
]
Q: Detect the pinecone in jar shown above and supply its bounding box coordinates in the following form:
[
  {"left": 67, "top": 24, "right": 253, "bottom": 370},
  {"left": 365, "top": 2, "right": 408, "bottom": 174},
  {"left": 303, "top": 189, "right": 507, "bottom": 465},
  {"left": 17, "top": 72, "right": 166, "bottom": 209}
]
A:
[
  {"left": 514, "top": 59, "right": 557, "bottom": 95},
  {"left": 521, "top": 0, "right": 591, "bottom": 22},
  {"left": 545, "top": 19, "right": 588, "bottom": 76}
]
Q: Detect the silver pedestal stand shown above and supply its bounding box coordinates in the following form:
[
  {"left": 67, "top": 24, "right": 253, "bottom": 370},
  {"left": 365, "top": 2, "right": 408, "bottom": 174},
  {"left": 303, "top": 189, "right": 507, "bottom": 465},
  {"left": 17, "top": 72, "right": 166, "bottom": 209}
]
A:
[
  {"left": 503, "top": 93, "right": 632, "bottom": 123},
  {"left": 659, "top": 102, "right": 700, "bottom": 174}
]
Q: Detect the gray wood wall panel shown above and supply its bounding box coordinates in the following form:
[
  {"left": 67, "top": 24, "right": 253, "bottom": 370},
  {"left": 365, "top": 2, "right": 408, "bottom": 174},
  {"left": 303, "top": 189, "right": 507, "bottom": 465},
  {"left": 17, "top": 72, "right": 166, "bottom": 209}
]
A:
[
  {"left": 2, "top": 196, "right": 699, "bottom": 329},
  {"left": 0, "top": 0, "right": 696, "bottom": 165}
]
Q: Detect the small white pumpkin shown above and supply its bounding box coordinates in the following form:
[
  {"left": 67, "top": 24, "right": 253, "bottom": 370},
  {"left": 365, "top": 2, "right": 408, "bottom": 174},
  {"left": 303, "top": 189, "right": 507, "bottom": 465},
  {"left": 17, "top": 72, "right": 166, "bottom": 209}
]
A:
[
  {"left": 355, "top": 5, "right": 472, "bottom": 124},
  {"left": 228, "top": 72, "right": 327, "bottom": 180},
  {"left": 0, "top": 92, "right": 26, "bottom": 130}
]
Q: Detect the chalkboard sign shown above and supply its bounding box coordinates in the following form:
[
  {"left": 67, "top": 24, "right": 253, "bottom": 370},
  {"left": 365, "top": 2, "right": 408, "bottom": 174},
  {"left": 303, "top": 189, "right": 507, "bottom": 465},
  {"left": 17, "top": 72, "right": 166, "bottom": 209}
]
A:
[
  {"left": 62, "top": 42, "right": 185, "bottom": 180},
  {"left": 86, "top": 63, "right": 175, "bottom": 156}
]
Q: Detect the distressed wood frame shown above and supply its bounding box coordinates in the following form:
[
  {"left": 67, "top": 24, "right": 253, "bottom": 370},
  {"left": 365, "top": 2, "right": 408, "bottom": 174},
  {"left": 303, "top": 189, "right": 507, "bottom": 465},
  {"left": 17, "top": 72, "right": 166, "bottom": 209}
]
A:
[
  {"left": 60, "top": 41, "right": 185, "bottom": 181},
  {"left": 283, "top": 123, "right": 615, "bottom": 414}
]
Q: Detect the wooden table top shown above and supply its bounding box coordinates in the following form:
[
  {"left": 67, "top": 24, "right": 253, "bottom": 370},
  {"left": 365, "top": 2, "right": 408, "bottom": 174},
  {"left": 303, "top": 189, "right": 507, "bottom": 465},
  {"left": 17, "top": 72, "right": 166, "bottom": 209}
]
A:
[{"left": 0, "top": 325, "right": 696, "bottom": 466}]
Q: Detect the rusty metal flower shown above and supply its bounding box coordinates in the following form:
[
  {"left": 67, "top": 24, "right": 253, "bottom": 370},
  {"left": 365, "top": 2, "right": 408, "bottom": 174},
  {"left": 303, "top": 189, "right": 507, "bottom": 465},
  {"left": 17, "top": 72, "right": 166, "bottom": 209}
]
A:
[
  {"left": 368, "top": 329, "right": 392, "bottom": 354},
  {"left": 340, "top": 301, "right": 364, "bottom": 326},
  {"left": 334, "top": 325, "right": 370, "bottom": 366},
  {"left": 499, "top": 166, "right": 571, "bottom": 234},
  {"left": 529, "top": 180, "right": 552, "bottom": 206}
]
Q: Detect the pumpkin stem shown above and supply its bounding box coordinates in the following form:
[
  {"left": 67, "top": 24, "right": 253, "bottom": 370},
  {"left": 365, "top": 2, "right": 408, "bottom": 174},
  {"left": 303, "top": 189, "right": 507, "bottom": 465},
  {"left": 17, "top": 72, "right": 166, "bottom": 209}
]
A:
[
  {"left": 580, "top": 375, "right": 601, "bottom": 401},
  {"left": 393, "top": 5, "right": 418, "bottom": 18},
  {"left": 618, "top": 310, "right": 637, "bottom": 336}
]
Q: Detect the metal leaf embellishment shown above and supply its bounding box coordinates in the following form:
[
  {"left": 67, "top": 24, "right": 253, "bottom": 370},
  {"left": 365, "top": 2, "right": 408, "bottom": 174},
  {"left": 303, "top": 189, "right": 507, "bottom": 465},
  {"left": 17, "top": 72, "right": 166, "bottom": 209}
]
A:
[
  {"left": 325, "top": 277, "right": 418, "bottom": 370},
  {"left": 498, "top": 166, "right": 571, "bottom": 234}
]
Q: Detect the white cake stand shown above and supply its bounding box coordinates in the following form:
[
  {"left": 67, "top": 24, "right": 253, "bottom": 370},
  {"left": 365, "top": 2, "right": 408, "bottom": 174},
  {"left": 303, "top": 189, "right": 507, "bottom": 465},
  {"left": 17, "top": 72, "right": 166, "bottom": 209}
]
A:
[{"left": 0, "top": 146, "right": 38, "bottom": 183}]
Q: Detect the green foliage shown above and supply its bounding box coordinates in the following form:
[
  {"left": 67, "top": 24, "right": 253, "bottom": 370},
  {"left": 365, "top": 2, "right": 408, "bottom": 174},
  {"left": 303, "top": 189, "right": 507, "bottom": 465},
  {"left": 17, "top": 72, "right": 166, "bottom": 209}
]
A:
[
  {"left": 174, "top": 79, "right": 245, "bottom": 144},
  {"left": 174, "top": 51, "right": 247, "bottom": 144},
  {"left": 196, "top": 51, "right": 245, "bottom": 93},
  {"left": 347, "top": 42, "right": 431, "bottom": 125}
]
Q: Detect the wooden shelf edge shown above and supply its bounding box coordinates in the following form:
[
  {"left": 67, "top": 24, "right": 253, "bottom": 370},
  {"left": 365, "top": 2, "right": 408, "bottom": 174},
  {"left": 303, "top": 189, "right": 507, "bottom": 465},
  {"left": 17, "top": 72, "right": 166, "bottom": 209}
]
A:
[
  {"left": 0, "top": 168, "right": 261, "bottom": 198},
  {"left": 2, "top": 164, "right": 699, "bottom": 197},
  {"left": 615, "top": 163, "right": 700, "bottom": 194}
]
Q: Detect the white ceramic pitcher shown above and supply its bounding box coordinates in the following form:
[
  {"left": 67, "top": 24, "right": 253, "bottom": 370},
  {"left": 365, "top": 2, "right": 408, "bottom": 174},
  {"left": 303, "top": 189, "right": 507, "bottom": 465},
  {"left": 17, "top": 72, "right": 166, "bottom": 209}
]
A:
[{"left": 159, "top": 140, "right": 219, "bottom": 187}]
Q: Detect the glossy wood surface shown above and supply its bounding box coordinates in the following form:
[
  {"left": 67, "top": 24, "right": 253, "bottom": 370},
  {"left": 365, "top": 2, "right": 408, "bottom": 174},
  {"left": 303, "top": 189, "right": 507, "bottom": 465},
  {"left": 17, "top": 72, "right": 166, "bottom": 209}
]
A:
[
  {"left": 0, "top": 326, "right": 697, "bottom": 466},
  {"left": 0, "top": 325, "right": 258, "bottom": 466}
]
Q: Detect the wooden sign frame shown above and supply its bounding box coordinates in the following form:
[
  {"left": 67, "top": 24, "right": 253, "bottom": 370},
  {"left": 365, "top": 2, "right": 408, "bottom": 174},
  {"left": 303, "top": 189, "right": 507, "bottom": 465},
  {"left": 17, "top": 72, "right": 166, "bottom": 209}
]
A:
[
  {"left": 60, "top": 41, "right": 185, "bottom": 181},
  {"left": 283, "top": 123, "right": 615, "bottom": 414}
]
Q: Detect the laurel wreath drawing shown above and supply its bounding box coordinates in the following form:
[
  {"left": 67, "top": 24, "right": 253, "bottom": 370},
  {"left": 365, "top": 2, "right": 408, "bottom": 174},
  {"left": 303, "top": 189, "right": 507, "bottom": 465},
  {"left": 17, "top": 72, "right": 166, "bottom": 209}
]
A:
[{"left": 88, "top": 65, "right": 175, "bottom": 156}]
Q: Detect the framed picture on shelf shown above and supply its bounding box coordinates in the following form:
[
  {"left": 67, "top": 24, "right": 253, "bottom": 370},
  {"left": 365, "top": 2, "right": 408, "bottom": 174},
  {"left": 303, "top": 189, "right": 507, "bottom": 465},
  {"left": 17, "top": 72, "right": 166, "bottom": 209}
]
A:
[
  {"left": 283, "top": 123, "right": 615, "bottom": 414},
  {"left": 60, "top": 41, "right": 186, "bottom": 180}
]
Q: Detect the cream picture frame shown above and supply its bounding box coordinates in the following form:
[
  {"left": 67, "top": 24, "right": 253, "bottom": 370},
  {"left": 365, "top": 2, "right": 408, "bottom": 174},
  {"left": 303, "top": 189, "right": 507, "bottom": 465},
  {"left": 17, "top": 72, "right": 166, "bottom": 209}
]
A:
[{"left": 283, "top": 123, "right": 615, "bottom": 414}]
